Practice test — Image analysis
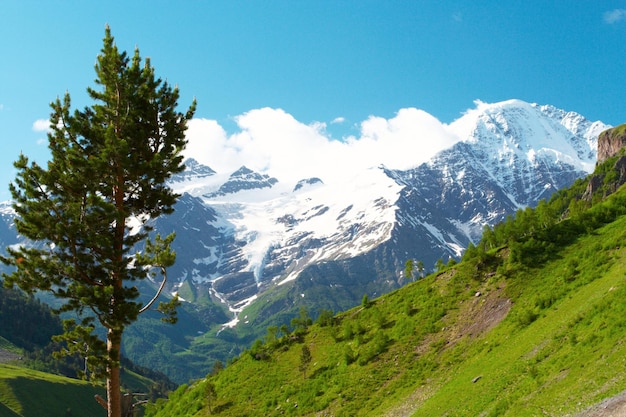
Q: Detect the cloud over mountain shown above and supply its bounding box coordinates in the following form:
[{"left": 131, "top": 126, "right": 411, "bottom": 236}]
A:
[{"left": 183, "top": 106, "right": 461, "bottom": 185}]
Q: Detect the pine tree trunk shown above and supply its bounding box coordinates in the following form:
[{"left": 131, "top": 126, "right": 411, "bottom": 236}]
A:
[
  {"left": 108, "top": 166, "right": 125, "bottom": 417},
  {"left": 107, "top": 328, "right": 122, "bottom": 417}
]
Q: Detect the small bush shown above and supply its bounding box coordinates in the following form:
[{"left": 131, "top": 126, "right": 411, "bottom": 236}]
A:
[{"left": 516, "top": 308, "right": 539, "bottom": 327}]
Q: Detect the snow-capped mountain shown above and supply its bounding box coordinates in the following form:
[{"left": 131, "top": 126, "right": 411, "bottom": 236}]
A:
[
  {"left": 0, "top": 100, "right": 610, "bottom": 331},
  {"left": 387, "top": 100, "right": 606, "bottom": 257},
  {"left": 0, "top": 201, "right": 18, "bottom": 250},
  {"left": 162, "top": 159, "right": 405, "bottom": 320},
  {"left": 155, "top": 99, "right": 609, "bottom": 326}
]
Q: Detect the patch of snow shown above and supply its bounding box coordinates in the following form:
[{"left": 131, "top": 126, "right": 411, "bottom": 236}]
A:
[
  {"left": 278, "top": 271, "right": 300, "bottom": 286},
  {"left": 216, "top": 293, "right": 259, "bottom": 334},
  {"left": 185, "top": 165, "right": 402, "bottom": 284},
  {"left": 171, "top": 291, "right": 186, "bottom": 302}
]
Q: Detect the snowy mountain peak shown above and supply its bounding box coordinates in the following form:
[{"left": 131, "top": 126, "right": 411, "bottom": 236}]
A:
[
  {"left": 452, "top": 100, "right": 605, "bottom": 145},
  {"left": 167, "top": 158, "right": 218, "bottom": 196},
  {"left": 230, "top": 166, "right": 255, "bottom": 177},
  {"left": 176, "top": 158, "right": 216, "bottom": 180},
  {"left": 448, "top": 100, "right": 609, "bottom": 178},
  {"left": 162, "top": 100, "right": 608, "bottom": 293},
  {"left": 208, "top": 166, "right": 279, "bottom": 197}
]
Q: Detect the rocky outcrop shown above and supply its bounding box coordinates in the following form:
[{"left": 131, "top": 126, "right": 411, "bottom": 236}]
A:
[
  {"left": 583, "top": 155, "right": 626, "bottom": 200},
  {"left": 583, "top": 125, "right": 626, "bottom": 200},
  {"left": 597, "top": 125, "right": 626, "bottom": 164}
]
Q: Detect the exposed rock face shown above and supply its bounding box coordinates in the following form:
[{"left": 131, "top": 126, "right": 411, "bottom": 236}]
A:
[
  {"left": 293, "top": 177, "right": 323, "bottom": 192},
  {"left": 583, "top": 125, "right": 626, "bottom": 200},
  {"left": 597, "top": 125, "right": 626, "bottom": 164},
  {"left": 595, "top": 155, "right": 626, "bottom": 195}
]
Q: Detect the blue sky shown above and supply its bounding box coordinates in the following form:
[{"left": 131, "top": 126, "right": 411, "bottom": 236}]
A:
[{"left": 1, "top": 1, "right": 625, "bottom": 200}]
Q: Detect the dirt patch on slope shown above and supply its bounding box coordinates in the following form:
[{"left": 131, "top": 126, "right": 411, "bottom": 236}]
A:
[
  {"left": 445, "top": 285, "right": 512, "bottom": 346},
  {"left": 568, "top": 391, "right": 626, "bottom": 417},
  {"left": 0, "top": 348, "right": 20, "bottom": 363},
  {"left": 388, "top": 283, "right": 512, "bottom": 416}
]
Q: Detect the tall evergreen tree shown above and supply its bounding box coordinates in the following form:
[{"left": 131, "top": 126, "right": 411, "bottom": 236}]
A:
[
  {"left": 416, "top": 260, "right": 425, "bottom": 279},
  {"left": 404, "top": 259, "right": 414, "bottom": 281},
  {"left": 299, "top": 345, "right": 312, "bottom": 379},
  {"left": 1, "top": 26, "right": 195, "bottom": 417},
  {"left": 206, "top": 380, "right": 217, "bottom": 414}
]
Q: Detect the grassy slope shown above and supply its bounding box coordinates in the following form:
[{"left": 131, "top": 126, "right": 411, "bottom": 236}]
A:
[
  {"left": 0, "top": 364, "right": 105, "bottom": 417},
  {"left": 144, "top": 186, "right": 626, "bottom": 416},
  {"left": 0, "top": 304, "right": 173, "bottom": 415},
  {"left": 411, "top": 217, "right": 626, "bottom": 416}
]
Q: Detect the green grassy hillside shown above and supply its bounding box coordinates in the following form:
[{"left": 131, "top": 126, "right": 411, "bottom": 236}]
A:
[
  {"left": 0, "top": 363, "right": 105, "bottom": 417},
  {"left": 143, "top": 149, "right": 626, "bottom": 416},
  {"left": 0, "top": 283, "right": 176, "bottom": 415}
]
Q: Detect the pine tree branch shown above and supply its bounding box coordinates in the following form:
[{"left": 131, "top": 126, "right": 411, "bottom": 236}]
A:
[{"left": 139, "top": 266, "right": 167, "bottom": 314}]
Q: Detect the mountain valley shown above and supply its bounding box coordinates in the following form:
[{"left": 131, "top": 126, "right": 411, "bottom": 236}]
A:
[{"left": 0, "top": 100, "right": 611, "bottom": 384}]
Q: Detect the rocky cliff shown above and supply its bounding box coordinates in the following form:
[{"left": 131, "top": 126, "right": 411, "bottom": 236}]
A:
[
  {"left": 584, "top": 124, "right": 626, "bottom": 200},
  {"left": 597, "top": 124, "right": 626, "bottom": 163}
]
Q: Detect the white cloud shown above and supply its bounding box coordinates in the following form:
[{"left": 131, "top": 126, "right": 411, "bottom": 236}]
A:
[
  {"left": 32, "top": 119, "right": 51, "bottom": 132},
  {"left": 331, "top": 116, "right": 345, "bottom": 124},
  {"left": 345, "top": 108, "right": 459, "bottom": 171},
  {"left": 183, "top": 106, "right": 463, "bottom": 185},
  {"left": 604, "top": 9, "right": 626, "bottom": 24}
]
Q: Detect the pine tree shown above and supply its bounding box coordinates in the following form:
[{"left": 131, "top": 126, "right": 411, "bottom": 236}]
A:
[
  {"left": 416, "top": 260, "right": 425, "bottom": 279},
  {"left": 299, "top": 345, "right": 312, "bottom": 378},
  {"left": 1, "top": 26, "right": 195, "bottom": 417},
  {"left": 206, "top": 380, "right": 217, "bottom": 414},
  {"left": 404, "top": 259, "right": 414, "bottom": 281}
]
